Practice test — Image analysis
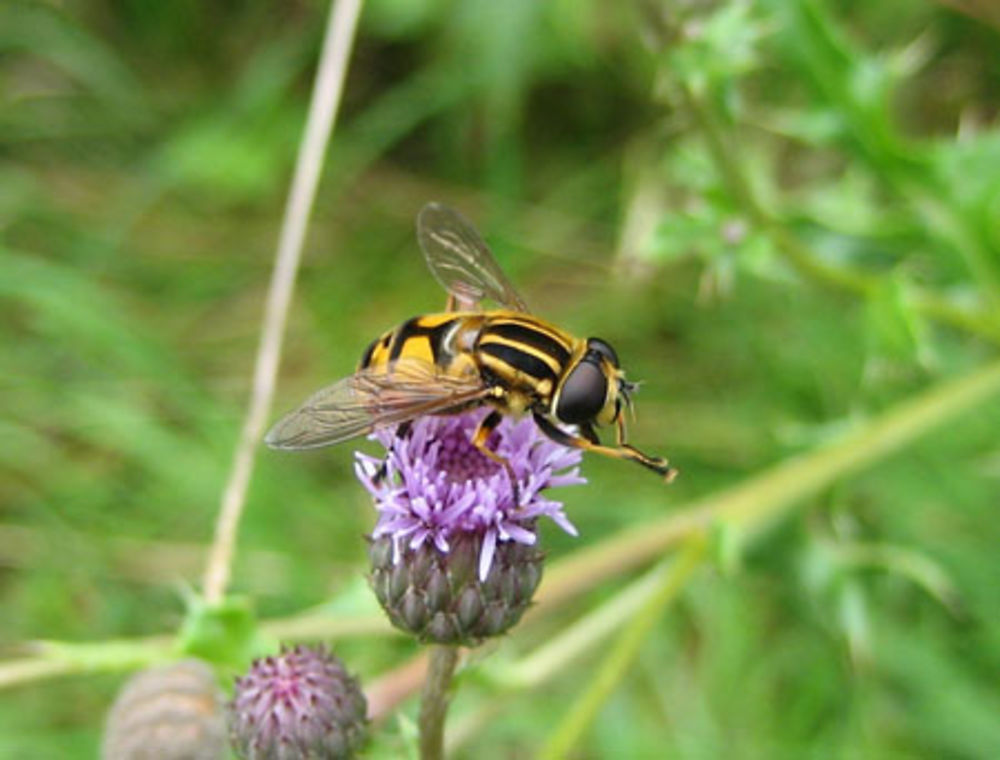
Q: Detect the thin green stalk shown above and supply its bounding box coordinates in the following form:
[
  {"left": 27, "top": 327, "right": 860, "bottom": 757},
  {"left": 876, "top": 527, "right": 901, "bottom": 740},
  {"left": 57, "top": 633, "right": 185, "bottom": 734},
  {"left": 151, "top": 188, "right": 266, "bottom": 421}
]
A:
[
  {"left": 506, "top": 555, "right": 698, "bottom": 689},
  {"left": 419, "top": 645, "right": 460, "bottom": 760},
  {"left": 538, "top": 539, "right": 706, "bottom": 760},
  {"left": 202, "top": 0, "right": 364, "bottom": 604},
  {"left": 0, "top": 658, "right": 86, "bottom": 691},
  {"left": 0, "top": 637, "right": 173, "bottom": 690},
  {"left": 0, "top": 613, "right": 393, "bottom": 691},
  {"left": 445, "top": 559, "right": 702, "bottom": 752}
]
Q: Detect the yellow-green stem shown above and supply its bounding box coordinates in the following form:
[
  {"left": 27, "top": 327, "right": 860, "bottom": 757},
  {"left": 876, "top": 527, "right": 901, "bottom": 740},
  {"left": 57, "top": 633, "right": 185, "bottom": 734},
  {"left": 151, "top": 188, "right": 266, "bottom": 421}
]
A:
[{"left": 419, "top": 645, "right": 460, "bottom": 760}]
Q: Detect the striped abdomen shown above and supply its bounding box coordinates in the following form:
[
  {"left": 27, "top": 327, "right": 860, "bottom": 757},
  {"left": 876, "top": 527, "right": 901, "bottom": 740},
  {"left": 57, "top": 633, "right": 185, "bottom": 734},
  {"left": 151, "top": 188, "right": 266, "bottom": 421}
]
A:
[
  {"left": 358, "top": 312, "right": 484, "bottom": 379},
  {"left": 474, "top": 313, "right": 578, "bottom": 400},
  {"left": 359, "top": 311, "right": 581, "bottom": 404}
]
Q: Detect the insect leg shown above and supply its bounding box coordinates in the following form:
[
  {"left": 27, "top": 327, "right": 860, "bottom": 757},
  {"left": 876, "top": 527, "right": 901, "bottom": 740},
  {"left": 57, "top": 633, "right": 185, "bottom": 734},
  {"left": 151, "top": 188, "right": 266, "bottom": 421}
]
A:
[
  {"left": 580, "top": 423, "right": 600, "bottom": 445},
  {"left": 446, "top": 293, "right": 479, "bottom": 312},
  {"left": 372, "top": 420, "right": 417, "bottom": 484},
  {"left": 533, "top": 413, "right": 677, "bottom": 483},
  {"left": 606, "top": 417, "right": 676, "bottom": 480},
  {"left": 471, "top": 409, "right": 522, "bottom": 504},
  {"left": 614, "top": 414, "right": 627, "bottom": 446}
]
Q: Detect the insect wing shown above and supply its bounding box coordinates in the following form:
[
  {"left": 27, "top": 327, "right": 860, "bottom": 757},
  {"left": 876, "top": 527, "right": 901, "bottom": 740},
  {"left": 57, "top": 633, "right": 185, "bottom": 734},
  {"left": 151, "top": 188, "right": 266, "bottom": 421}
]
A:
[
  {"left": 264, "top": 359, "right": 491, "bottom": 450},
  {"left": 417, "top": 202, "right": 529, "bottom": 313}
]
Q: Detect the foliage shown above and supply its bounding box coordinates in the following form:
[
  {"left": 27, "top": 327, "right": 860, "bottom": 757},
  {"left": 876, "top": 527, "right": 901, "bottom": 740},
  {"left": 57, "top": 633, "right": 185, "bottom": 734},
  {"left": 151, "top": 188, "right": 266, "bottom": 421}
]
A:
[{"left": 1, "top": 0, "right": 999, "bottom": 757}]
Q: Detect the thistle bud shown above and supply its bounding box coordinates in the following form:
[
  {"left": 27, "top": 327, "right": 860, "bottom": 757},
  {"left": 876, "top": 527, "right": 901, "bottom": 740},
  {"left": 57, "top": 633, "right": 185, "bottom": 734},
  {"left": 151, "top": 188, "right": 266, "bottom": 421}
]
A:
[
  {"left": 102, "top": 659, "right": 225, "bottom": 760},
  {"left": 227, "top": 645, "right": 367, "bottom": 760}
]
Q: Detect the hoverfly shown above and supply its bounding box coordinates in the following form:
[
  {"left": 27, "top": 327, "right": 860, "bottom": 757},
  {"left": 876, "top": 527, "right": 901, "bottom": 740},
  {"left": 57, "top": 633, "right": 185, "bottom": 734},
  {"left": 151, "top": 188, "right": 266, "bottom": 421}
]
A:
[{"left": 265, "top": 203, "right": 676, "bottom": 485}]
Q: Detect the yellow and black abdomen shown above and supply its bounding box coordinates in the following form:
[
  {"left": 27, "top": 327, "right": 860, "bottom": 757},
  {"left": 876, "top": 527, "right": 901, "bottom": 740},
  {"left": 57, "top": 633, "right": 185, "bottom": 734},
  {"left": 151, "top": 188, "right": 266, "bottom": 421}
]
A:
[
  {"left": 474, "top": 313, "right": 578, "bottom": 400},
  {"left": 358, "top": 312, "right": 482, "bottom": 376},
  {"left": 358, "top": 310, "right": 581, "bottom": 414}
]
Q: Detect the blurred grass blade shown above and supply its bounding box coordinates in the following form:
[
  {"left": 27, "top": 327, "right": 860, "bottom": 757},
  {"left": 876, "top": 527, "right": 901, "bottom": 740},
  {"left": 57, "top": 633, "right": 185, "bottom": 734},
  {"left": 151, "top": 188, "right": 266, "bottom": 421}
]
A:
[
  {"left": 835, "top": 542, "right": 961, "bottom": 612},
  {"left": 503, "top": 542, "right": 703, "bottom": 690},
  {"left": 0, "top": 2, "right": 150, "bottom": 140},
  {"left": 0, "top": 610, "right": 394, "bottom": 691},
  {"left": 538, "top": 539, "right": 705, "bottom": 760}
]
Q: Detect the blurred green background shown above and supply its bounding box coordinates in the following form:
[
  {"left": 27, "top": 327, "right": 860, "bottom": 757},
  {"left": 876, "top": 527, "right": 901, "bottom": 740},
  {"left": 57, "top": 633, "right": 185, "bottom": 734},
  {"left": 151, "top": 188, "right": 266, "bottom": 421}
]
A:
[{"left": 2, "top": 0, "right": 1000, "bottom": 756}]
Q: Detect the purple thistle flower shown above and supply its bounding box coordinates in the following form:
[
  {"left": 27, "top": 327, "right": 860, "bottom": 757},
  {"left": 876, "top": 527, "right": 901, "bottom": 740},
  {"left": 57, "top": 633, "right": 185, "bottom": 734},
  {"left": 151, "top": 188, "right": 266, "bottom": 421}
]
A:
[
  {"left": 355, "top": 410, "right": 583, "bottom": 582},
  {"left": 356, "top": 410, "right": 585, "bottom": 645}
]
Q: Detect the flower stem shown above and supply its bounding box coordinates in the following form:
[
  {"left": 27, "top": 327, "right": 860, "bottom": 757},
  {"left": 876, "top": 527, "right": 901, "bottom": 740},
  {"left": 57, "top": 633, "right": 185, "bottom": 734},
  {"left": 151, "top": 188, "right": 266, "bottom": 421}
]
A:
[
  {"left": 201, "top": 0, "right": 364, "bottom": 605},
  {"left": 419, "top": 645, "right": 460, "bottom": 760}
]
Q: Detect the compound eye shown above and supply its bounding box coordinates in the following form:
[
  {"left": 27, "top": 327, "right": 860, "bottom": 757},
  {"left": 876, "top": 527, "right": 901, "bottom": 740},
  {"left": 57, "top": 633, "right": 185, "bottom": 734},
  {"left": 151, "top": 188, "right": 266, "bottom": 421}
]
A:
[
  {"left": 587, "top": 337, "right": 619, "bottom": 367},
  {"left": 556, "top": 360, "right": 609, "bottom": 425}
]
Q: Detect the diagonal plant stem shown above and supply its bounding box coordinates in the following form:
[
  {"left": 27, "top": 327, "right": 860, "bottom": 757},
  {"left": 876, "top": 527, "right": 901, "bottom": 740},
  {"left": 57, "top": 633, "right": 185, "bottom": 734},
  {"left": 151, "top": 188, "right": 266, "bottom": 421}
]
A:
[
  {"left": 506, "top": 547, "right": 703, "bottom": 689},
  {"left": 534, "top": 357, "right": 1000, "bottom": 612},
  {"left": 537, "top": 538, "right": 706, "bottom": 760},
  {"left": 0, "top": 612, "right": 395, "bottom": 691},
  {"left": 445, "top": 546, "right": 707, "bottom": 753},
  {"left": 0, "top": 636, "right": 175, "bottom": 691},
  {"left": 202, "top": 0, "right": 364, "bottom": 605}
]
